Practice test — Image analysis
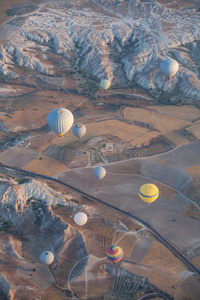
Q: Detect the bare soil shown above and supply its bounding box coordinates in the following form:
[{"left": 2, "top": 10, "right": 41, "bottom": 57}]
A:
[
  {"left": 185, "top": 164, "right": 200, "bottom": 176},
  {"left": 184, "top": 203, "right": 200, "bottom": 219},
  {"left": 174, "top": 274, "right": 200, "bottom": 300},
  {"left": 0, "top": 145, "right": 38, "bottom": 167},
  {"left": 186, "top": 122, "right": 200, "bottom": 139},
  {"left": 24, "top": 154, "right": 69, "bottom": 177},
  {"left": 191, "top": 256, "right": 200, "bottom": 270}
]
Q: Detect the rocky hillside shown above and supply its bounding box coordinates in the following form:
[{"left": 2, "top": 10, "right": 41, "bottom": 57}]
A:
[{"left": 0, "top": 177, "right": 88, "bottom": 299}]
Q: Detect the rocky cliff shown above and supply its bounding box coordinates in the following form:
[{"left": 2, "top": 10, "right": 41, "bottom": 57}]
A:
[{"left": 0, "top": 0, "right": 200, "bottom": 102}]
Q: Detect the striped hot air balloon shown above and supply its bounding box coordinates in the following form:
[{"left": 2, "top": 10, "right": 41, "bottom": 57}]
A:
[
  {"left": 139, "top": 183, "right": 159, "bottom": 205},
  {"left": 47, "top": 108, "right": 74, "bottom": 137},
  {"left": 106, "top": 245, "right": 123, "bottom": 264}
]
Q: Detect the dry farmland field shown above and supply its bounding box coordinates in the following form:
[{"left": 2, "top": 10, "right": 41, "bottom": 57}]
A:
[
  {"left": 186, "top": 122, "right": 200, "bottom": 139},
  {"left": 56, "top": 141, "right": 200, "bottom": 255},
  {"left": 0, "top": 0, "right": 41, "bottom": 25},
  {"left": 124, "top": 106, "right": 191, "bottom": 133},
  {"left": 24, "top": 154, "right": 69, "bottom": 177}
]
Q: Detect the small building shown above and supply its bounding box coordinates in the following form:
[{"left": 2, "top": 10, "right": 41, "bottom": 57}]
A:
[{"left": 104, "top": 143, "right": 115, "bottom": 151}]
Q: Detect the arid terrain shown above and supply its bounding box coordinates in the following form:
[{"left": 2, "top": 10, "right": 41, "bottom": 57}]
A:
[{"left": 0, "top": 0, "right": 200, "bottom": 299}]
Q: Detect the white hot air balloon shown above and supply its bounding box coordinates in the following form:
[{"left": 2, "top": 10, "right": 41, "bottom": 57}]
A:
[
  {"left": 74, "top": 212, "right": 88, "bottom": 226},
  {"left": 160, "top": 58, "right": 179, "bottom": 79},
  {"left": 93, "top": 166, "right": 106, "bottom": 180},
  {"left": 40, "top": 251, "right": 54, "bottom": 265},
  {"left": 72, "top": 123, "right": 86, "bottom": 139},
  {"left": 47, "top": 108, "right": 74, "bottom": 137},
  {"left": 100, "top": 79, "right": 110, "bottom": 90}
]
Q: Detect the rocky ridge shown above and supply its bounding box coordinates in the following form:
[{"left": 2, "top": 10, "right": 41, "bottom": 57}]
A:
[
  {"left": 0, "top": 178, "right": 73, "bottom": 213},
  {"left": 0, "top": 0, "right": 199, "bottom": 102},
  {"left": 0, "top": 275, "right": 14, "bottom": 300}
]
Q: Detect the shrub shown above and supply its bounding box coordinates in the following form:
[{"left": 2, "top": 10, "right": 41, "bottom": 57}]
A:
[{"left": 18, "top": 178, "right": 30, "bottom": 184}]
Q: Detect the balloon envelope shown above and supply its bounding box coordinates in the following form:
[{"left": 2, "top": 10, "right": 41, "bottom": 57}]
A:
[
  {"left": 160, "top": 58, "right": 179, "bottom": 78},
  {"left": 106, "top": 245, "right": 123, "bottom": 263},
  {"left": 74, "top": 212, "right": 88, "bottom": 226},
  {"left": 47, "top": 108, "right": 74, "bottom": 136},
  {"left": 139, "top": 183, "right": 159, "bottom": 204},
  {"left": 72, "top": 123, "right": 86, "bottom": 139},
  {"left": 93, "top": 166, "right": 106, "bottom": 180},
  {"left": 40, "top": 251, "right": 54, "bottom": 265},
  {"left": 100, "top": 79, "right": 110, "bottom": 90}
]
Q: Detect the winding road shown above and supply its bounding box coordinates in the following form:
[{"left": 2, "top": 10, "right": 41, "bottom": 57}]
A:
[{"left": 0, "top": 162, "right": 199, "bottom": 277}]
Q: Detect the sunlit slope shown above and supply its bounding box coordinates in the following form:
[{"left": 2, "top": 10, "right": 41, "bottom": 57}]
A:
[{"left": 0, "top": 0, "right": 200, "bottom": 101}]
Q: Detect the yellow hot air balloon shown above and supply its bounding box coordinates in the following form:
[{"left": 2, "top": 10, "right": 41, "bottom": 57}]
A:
[
  {"left": 139, "top": 183, "right": 159, "bottom": 205},
  {"left": 100, "top": 79, "right": 110, "bottom": 90}
]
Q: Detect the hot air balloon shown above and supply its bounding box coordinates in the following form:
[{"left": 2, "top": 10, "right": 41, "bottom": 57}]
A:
[
  {"left": 47, "top": 108, "right": 74, "bottom": 137},
  {"left": 106, "top": 245, "right": 123, "bottom": 264},
  {"left": 72, "top": 123, "right": 86, "bottom": 139},
  {"left": 100, "top": 79, "right": 110, "bottom": 90},
  {"left": 93, "top": 166, "right": 106, "bottom": 180},
  {"left": 139, "top": 183, "right": 159, "bottom": 205},
  {"left": 40, "top": 251, "right": 54, "bottom": 265},
  {"left": 160, "top": 58, "right": 179, "bottom": 79},
  {"left": 74, "top": 212, "right": 88, "bottom": 226}
]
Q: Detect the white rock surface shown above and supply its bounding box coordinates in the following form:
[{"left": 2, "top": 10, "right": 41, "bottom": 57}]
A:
[{"left": 0, "top": 178, "right": 73, "bottom": 212}]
